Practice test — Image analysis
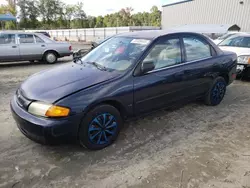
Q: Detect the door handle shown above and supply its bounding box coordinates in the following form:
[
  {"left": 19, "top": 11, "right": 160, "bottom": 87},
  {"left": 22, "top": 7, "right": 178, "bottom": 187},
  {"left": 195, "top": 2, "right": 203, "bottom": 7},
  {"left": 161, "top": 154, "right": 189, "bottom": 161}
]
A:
[
  {"left": 41, "top": 45, "right": 46, "bottom": 47},
  {"left": 12, "top": 46, "right": 17, "bottom": 48}
]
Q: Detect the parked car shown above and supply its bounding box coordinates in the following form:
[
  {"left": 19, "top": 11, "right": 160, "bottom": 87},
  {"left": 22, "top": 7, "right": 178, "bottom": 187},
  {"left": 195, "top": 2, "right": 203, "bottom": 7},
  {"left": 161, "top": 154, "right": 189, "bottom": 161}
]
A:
[
  {"left": 11, "top": 31, "right": 237, "bottom": 150},
  {"left": 213, "top": 32, "right": 238, "bottom": 44},
  {"left": 73, "top": 37, "right": 112, "bottom": 61},
  {"left": 73, "top": 42, "right": 99, "bottom": 61},
  {"left": 0, "top": 31, "right": 72, "bottom": 64},
  {"left": 213, "top": 32, "right": 248, "bottom": 45},
  {"left": 35, "top": 31, "right": 51, "bottom": 38},
  {"left": 218, "top": 33, "right": 250, "bottom": 77}
]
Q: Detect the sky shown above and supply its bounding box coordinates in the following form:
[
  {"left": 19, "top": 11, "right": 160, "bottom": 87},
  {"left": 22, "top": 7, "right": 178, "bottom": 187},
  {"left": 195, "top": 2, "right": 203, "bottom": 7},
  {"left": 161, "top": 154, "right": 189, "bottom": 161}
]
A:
[{"left": 0, "top": 0, "right": 163, "bottom": 16}]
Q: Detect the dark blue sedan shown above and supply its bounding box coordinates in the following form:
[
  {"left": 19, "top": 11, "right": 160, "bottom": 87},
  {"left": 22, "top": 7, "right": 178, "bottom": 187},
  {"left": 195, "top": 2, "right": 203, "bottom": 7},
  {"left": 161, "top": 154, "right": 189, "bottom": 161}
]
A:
[{"left": 11, "top": 31, "right": 237, "bottom": 150}]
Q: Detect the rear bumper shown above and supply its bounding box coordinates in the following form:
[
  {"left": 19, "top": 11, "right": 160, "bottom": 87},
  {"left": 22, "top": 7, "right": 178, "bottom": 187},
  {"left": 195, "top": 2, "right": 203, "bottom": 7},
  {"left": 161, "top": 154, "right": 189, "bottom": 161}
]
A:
[
  {"left": 10, "top": 95, "right": 81, "bottom": 144},
  {"left": 59, "top": 52, "right": 73, "bottom": 58}
]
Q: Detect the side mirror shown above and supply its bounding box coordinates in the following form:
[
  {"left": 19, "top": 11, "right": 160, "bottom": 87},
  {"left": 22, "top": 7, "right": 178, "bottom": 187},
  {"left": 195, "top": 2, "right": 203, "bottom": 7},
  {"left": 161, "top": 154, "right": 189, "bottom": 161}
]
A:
[{"left": 141, "top": 61, "right": 155, "bottom": 74}]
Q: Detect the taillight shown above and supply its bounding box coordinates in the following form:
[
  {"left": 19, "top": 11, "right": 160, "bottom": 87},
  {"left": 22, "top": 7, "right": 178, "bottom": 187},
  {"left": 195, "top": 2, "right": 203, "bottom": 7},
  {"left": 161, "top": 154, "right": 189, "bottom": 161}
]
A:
[
  {"left": 232, "top": 73, "right": 236, "bottom": 79},
  {"left": 69, "top": 46, "right": 72, "bottom": 51}
]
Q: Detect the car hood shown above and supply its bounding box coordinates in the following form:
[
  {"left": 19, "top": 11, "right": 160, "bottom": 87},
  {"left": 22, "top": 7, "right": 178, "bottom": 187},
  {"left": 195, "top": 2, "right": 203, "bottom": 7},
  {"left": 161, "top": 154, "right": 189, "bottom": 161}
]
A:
[
  {"left": 219, "top": 46, "right": 250, "bottom": 56},
  {"left": 20, "top": 63, "right": 120, "bottom": 103}
]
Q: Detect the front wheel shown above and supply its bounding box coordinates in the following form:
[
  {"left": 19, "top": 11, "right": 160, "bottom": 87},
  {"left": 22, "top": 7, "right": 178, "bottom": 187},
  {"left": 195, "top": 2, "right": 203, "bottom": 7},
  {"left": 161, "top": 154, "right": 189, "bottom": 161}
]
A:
[
  {"left": 205, "top": 76, "right": 227, "bottom": 106},
  {"left": 79, "top": 104, "right": 123, "bottom": 150}
]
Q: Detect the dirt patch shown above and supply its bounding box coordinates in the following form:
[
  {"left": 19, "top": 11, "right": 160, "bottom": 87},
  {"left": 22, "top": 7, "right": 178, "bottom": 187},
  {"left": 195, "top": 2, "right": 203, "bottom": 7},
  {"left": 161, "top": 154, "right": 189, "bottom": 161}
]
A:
[{"left": 0, "top": 61, "right": 250, "bottom": 188}]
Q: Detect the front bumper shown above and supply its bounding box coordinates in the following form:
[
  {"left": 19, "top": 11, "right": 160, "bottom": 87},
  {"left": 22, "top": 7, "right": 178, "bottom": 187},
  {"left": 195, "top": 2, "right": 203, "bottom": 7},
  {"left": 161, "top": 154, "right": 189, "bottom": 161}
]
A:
[
  {"left": 11, "top": 95, "right": 82, "bottom": 144},
  {"left": 236, "top": 64, "right": 250, "bottom": 76}
]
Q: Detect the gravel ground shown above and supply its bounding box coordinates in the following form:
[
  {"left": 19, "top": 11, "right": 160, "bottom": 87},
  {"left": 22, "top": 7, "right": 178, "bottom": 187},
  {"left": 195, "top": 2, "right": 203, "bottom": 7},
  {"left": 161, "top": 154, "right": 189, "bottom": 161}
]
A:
[{"left": 0, "top": 52, "right": 250, "bottom": 188}]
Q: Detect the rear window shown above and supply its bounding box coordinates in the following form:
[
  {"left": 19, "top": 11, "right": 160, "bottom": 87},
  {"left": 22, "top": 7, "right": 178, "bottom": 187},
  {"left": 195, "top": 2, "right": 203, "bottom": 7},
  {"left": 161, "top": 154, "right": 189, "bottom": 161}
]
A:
[
  {"left": 219, "top": 36, "right": 250, "bottom": 48},
  {"left": 35, "top": 35, "right": 44, "bottom": 43},
  {"left": 184, "top": 37, "right": 212, "bottom": 61}
]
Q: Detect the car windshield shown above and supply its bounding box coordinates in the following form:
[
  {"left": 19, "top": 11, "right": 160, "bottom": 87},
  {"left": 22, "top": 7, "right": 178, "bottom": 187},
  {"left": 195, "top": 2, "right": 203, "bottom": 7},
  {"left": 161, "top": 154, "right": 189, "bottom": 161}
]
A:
[
  {"left": 218, "top": 33, "right": 235, "bottom": 40},
  {"left": 219, "top": 35, "right": 250, "bottom": 48},
  {"left": 80, "top": 36, "right": 151, "bottom": 71}
]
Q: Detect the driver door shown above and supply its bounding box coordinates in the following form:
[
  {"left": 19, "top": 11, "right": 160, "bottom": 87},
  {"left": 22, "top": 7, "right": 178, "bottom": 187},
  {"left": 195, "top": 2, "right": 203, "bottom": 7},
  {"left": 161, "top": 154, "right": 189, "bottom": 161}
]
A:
[{"left": 133, "top": 35, "right": 189, "bottom": 115}]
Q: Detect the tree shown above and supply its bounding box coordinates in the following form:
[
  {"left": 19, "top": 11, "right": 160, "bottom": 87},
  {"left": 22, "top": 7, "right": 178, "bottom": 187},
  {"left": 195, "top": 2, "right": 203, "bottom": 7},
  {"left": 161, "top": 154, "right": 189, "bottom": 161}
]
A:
[
  {"left": 95, "top": 16, "right": 104, "bottom": 27},
  {"left": 0, "top": 4, "right": 17, "bottom": 29},
  {"left": 65, "top": 5, "right": 76, "bottom": 28},
  {"left": 150, "top": 6, "right": 161, "bottom": 26},
  {"left": 57, "top": 5, "right": 67, "bottom": 28},
  {"left": 26, "top": 0, "right": 40, "bottom": 28},
  {"left": 88, "top": 16, "right": 96, "bottom": 28},
  {"left": 74, "top": 2, "right": 86, "bottom": 28},
  {"left": 39, "top": 0, "right": 62, "bottom": 28},
  {"left": 119, "top": 7, "right": 133, "bottom": 26},
  {"left": 14, "top": 2, "right": 161, "bottom": 29},
  {"left": 17, "top": 0, "right": 40, "bottom": 29},
  {"left": 17, "top": 0, "right": 28, "bottom": 28},
  {"left": 0, "top": 4, "right": 16, "bottom": 15}
]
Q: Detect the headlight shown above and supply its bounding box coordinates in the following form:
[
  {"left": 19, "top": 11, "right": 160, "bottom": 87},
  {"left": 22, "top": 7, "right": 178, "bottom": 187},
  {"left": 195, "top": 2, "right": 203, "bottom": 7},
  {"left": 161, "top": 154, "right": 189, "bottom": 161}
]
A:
[
  {"left": 238, "top": 55, "right": 250, "bottom": 64},
  {"left": 28, "top": 101, "right": 70, "bottom": 118}
]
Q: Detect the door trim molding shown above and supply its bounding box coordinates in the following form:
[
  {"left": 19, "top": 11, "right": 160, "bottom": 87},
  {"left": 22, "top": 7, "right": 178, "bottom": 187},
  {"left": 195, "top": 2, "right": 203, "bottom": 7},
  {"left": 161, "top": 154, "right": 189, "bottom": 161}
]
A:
[{"left": 147, "top": 56, "right": 213, "bottom": 74}]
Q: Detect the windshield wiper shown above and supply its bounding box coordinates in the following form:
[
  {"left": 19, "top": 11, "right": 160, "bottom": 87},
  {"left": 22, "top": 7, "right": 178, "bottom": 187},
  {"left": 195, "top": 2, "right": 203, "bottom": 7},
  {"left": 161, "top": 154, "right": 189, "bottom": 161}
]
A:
[{"left": 86, "top": 61, "right": 107, "bottom": 71}]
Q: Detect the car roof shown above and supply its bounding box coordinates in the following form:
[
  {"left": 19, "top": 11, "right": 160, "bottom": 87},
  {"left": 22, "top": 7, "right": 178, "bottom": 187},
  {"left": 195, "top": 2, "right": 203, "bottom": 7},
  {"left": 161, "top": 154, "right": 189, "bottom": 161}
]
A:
[
  {"left": 0, "top": 31, "right": 37, "bottom": 35},
  {"left": 0, "top": 31, "right": 54, "bottom": 43},
  {"left": 116, "top": 30, "right": 203, "bottom": 40},
  {"left": 232, "top": 33, "right": 250, "bottom": 37}
]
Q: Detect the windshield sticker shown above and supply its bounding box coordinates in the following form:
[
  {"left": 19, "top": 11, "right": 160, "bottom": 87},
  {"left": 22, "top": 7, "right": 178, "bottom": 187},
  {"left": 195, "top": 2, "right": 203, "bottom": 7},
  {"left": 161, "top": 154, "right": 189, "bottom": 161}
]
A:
[{"left": 131, "top": 39, "right": 150, "bottom": 45}]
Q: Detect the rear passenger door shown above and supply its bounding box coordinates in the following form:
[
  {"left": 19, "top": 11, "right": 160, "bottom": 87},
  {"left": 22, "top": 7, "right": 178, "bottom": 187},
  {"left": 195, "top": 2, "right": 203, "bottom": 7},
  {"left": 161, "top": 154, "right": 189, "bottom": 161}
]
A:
[
  {"left": 18, "top": 34, "right": 44, "bottom": 60},
  {"left": 179, "top": 34, "right": 217, "bottom": 96},
  {"left": 0, "top": 33, "right": 20, "bottom": 61}
]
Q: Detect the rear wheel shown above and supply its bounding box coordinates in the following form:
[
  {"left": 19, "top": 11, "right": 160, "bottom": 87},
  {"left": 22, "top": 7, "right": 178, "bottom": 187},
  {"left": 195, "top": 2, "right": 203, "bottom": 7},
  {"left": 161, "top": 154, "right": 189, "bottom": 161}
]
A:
[
  {"left": 205, "top": 76, "right": 227, "bottom": 106},
  {"left": 79, "top": 104, "right": 123, "bottom": 150},
  {"left": 43, "top": 51, "right": 57, "bottom": 64}
]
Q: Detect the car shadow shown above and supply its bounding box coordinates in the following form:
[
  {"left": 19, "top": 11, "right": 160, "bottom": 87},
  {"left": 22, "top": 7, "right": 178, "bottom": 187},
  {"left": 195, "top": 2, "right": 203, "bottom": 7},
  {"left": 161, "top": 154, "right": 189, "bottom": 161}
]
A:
[
  {"left": 238, "top": 77, "right": 250, "bottom": 82},
  {"left": 0, "top": 61, "right": 40, "bottom": 68},
  {"left": 0, "top": 59, "right": 72, "bottom": 68},
  {"left": 30, "top": 100, "right": 200, "bottom": 161}
]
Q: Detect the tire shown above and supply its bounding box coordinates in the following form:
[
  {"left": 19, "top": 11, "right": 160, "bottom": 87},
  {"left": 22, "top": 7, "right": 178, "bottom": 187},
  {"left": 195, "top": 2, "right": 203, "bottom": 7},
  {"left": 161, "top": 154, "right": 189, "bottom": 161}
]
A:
[
  {"left": 43, "top": 51, "right": 58, "bottom": 64},
  {"left": 205, "top": 76, "right": 227, "bottom": 106},
  {"left": 79, "top": 104, "right": 123, "bottom": 150}
]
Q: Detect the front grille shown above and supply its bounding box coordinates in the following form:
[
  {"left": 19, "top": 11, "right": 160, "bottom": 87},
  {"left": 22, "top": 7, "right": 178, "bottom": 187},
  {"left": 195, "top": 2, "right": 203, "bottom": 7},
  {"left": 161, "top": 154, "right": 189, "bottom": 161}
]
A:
[{"left": 16, "top": 89, "right": 31, "bottom": 110}]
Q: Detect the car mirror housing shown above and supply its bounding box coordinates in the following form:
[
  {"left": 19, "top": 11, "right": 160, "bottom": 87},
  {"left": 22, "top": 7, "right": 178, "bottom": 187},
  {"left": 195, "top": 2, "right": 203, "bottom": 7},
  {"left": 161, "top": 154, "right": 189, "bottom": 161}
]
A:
[{"left": 141, "top": 61, "right": 155, "bottom": 74}]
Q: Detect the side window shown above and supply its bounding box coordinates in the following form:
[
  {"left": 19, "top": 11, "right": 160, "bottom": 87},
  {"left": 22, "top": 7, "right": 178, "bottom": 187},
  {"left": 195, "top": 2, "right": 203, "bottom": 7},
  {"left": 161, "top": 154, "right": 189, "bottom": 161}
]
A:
[
  {"left": 143, "top": 38, "right": 182, "bottom": 70},
  {"left": 35, "top": 35, "right": 44, "bottom": 43},
  {"left": 240, "top": 37, "right": 250, "bottom": 48},
  {"left": 183, "top": 37, "right": 212, "bottom": 61},
  {"left": 0, "top": 34, "right": 16, "bottom": 44},
  {"left": 18, "top": 34, "right": 34, "bottom": 44}
]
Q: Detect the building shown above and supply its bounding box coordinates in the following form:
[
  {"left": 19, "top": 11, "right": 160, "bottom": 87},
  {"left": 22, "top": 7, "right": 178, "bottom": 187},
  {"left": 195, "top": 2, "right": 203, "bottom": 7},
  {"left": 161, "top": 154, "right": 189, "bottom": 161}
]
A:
[{"left": 161, "top": 0, "right": 250, "bottom": 32}]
